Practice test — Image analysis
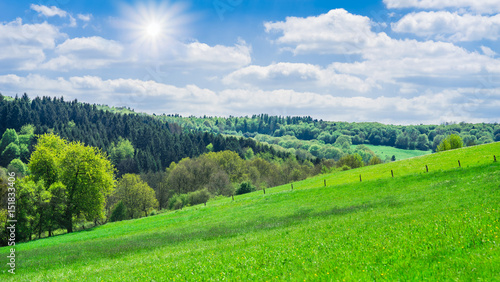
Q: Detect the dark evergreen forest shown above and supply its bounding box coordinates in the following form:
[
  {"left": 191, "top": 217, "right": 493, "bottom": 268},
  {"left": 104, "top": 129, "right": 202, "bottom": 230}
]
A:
[{"left": 0, "top": 94, "right": 292, "bottom": 174}]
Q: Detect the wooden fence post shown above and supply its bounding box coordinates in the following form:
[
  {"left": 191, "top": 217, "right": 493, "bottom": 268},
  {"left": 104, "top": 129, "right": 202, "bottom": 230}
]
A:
[
  {"left": 458, "top": 160, "right": 461, "bottom": 167},
  {"left": 263, "top": 188, "right": 266, "bottom": 194},
  {"left": 324, "top": 179, "right": 326, "bottom": 186},
  {"left": 291, "top": 184, "right": 293, "bottom": 191},
  {"left": 359, "top": 175, "right": 362, "bottom": 182},
  {"left": 426, "top": 165, "right": 428, "bottom": 173},
  {"left": 391, "top": 170, "right": 394, "bottom": 178},
  {"left": 232, "top": 194, "right": 234, "bottom": 201}
]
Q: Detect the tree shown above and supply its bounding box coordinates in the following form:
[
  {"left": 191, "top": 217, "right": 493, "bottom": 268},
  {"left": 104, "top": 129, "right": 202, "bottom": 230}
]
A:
[
  {"left": 337, "top": 154, "right": 364, "bottom": 169},
  {"left": 0, "top": 129, "right": 18, "bottom": 154},
  {"left": 236, "top": 181, "right": 255, "bottom": 195},
  {"left": 110, "top": 201, "right": 128, "bottom": 222},
  {"left": 29, "top": 134, "right": 116, "bottom": 233},
  {"left": 1, "top": 143, "right": 20, "bottom": 167},
  {"left": 437, "top": 134, "right": 463, "bottom": 152},
  {"left": 114, "top": 174, "right": 158, "bottom": 218},
  {"left": 7, "top": 159, "right": 28, "bottom": 177},
  {"left": 416, "top": 134, "right": 429, "bottom": 150}
]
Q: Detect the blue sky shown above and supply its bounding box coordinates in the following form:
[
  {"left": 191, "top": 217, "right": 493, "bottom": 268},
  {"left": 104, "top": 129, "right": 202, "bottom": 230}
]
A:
[{"left": 1, "top": 0, "right": 499, "bottom": 124}]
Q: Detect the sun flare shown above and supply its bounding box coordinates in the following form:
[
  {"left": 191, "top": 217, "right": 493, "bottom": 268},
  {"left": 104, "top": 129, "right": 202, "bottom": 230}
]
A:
[
  {"left": 146, "top": 22, "right": 162, "bottom": 38},
  {"left": 121, "top": 1, "right": 191, "bottom": 54}
]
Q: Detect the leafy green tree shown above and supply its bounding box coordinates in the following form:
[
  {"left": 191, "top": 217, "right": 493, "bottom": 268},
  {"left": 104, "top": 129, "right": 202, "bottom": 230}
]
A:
[
  {"left": 236, "top": 181, "right": 255, "bottom": 195},
  {"left": 7, "top": 159, "right": 28, "bottom": 177},
  {"left": 416, "top": 134, "right": 429, "bottom": 150},
  {"left": 29, "top": 134, "right": 116, "bottom": 233},
  {"left": 0, "top": 129, "right": 18, "bottom": 154},
  {"left": 1, "top": 143, "right": 20, "bottom": 167},
  {"left": 334, "top": 135, "right": 352, "bottom": 150},
  {"left": 437, "top": 134, "right": 463, "bottom": 152},
  {"left": 110, "top": 201, "right": 128, "bottom": 222},
  {"left": 369, "top": 156, "right": 382, "bottom": 165},
  {"left": 337, "top": 154, "right": 364, "bottom": 169},
  {"left": 115, "top": 174, "right": 158, "bottom": 218}
]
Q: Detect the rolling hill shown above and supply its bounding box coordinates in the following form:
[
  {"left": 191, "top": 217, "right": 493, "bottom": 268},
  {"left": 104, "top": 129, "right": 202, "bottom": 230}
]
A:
[{"left": 1, "top": 142, "right": 499, "bottom": 281}]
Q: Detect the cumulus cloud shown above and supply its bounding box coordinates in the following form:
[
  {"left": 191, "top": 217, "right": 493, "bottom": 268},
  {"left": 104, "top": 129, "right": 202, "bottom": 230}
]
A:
[
  {"left": 41, "top": 37, "right": 125, "bottom": 71},
  {"left": 265, "top": 9, "right": 500, "bottom": 91},
  {"left": 265, "top": 9, "right": 377, "bottom": 55},
  {"left": 392, "top": 12, "right": 500, "bottom": 41},
  {"left": 177, "top": 40, "right": 252, "bottom": 69},
  {"left": 0, "top": 18, "right": 64, "bottom": 70},
  {"left": 223, "top": 62, "right": 376, "bottom": 93},
  {"left": 77, "top": 14, "right": 92, "bottom": 22},
  {"left": 1, "top": 74, "right": 498, "bottom": 124},
  {"left": 383, "top": 0, "right": 500, "bottom": 14}
]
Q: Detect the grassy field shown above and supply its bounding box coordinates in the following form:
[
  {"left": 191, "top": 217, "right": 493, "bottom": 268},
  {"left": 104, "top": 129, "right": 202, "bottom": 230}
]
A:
[
  {"left": 1, "top": 142, "right": 499, "bottom": 281},
  {"left": 351, "top": 144, "right": 432, "bottom": 161}
]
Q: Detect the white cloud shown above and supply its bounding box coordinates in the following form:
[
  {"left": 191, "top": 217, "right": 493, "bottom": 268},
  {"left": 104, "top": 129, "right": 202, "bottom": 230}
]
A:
[
  {"left": 392, "top": 12, "right": 500, "bottom": 41},
  {"left": 1, "top": 74, "right": 497, "bottom": 124},
  {"left": 31, "top": 4, "right": 68, "bottom": 17},
  {"left": 265, "top": 9, "right": 377, "bottom": 55},
  {"left": 77, "top": 14, "right": 92, "bottom": 22},
  {"left": 178, "top": 40, "right": 252, "bottom": 69},
  {"left": 481, "top": 46, "right": 497, "bottom": 57},
  {"left": 41, "top": 37, "right": 125, "bottom": 70},
  {"left": 383, "top": 0, "right": 500, "bottom": 14},
  {"left": 0, "top": 18, "right": 64, "bottom": 70},
  {"left": 265, "top": 9, "right": 500, "bottom": 91},
  {"left": 223, "top": 62, "right": 376, "bottom": 93}
]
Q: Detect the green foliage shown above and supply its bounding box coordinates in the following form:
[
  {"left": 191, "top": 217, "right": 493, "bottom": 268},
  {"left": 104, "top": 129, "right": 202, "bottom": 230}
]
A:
[
  {"left": 109, "top": 138, "right": 135, "bottom": 165},
  {"left": 236, "top": 181, "right": 256, "bottom": 195},
  {"left": 114, "top": 174, "right": 158, "bottom": 218},
  {"left": 437, "top": 134, "right": 463, "bottom": 152},
  {"left": 28, "top": 133, "right": 116, "bottom": 234},
  {"left": 187, "top": 189, "right": 210, "bottom": 206},
  {"left": 369, "top": 156, "right": 382, "bottom": 166},
  {"left": 110, "top": 201, "right": 128, "bottom": 222},
  {"left": 0, "top": 129, "right": 18, "bottom": 154},
  {"left": 337, "top": 154, "right": 364, "bottom": 169},
  {"left": 1, "top": 143, "right": 20, "bottom": 167},
  {"left": 7, "top": 159, "right": 28, "bottom": 177},
  {"left": 5, "top": 143, "right": 499, "bottom": 281}
]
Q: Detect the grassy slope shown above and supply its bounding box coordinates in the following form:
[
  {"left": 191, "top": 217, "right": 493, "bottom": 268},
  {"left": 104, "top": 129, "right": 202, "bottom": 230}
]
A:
[
  {"left": 1, "top": 143, "right": 499, "bottom": 281},
  {"left": 351, "top": 144, "right": 432, "bottom": 161}
]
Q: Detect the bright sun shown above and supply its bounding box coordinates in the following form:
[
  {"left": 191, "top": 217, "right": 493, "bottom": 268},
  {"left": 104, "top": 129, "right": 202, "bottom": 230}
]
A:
[
  {"left": 146, "top": 22, "right": 162, "bottom": 38},
  {"left": 121, "top": 1, "right": 191, "bottom": 54}
]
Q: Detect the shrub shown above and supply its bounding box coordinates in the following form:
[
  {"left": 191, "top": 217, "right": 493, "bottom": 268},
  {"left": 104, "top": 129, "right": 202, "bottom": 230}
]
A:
[
  {"left": 236, "top": 182, "right": 256, "bottom": 195},
  {"left": 110, "top": 201, "right": 128, "bottom": 222},
  {"left": 188, "top": 189, "right": 210, "bottom": 206},
  {"left": 369, "top": 156, "right": 382, "bottom": 166},
  {"left": 340, "top": 165, "right": 351, "bottom": 171},
  {"left": 337, "top": 154, "right": 364, "bottom": 169},
  {"left": 437, "top": 134, "right": 463, "bottom": 152}
]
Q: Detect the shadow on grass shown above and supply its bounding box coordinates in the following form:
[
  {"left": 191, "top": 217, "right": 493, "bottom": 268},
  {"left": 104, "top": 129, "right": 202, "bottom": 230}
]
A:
[{"left": 16, "top": 196, "right": 403, "bottom": 271}]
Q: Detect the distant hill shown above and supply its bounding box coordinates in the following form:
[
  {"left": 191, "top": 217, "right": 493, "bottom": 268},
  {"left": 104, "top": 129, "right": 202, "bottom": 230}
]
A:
[{"left": 0, "top": 94, "right": 293, "bottom": 174}]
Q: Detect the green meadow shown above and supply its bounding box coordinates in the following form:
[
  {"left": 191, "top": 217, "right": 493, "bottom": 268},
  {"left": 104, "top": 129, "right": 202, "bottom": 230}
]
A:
[
  {"left": 351, "top": 144, "right": 432, "bottom": 161},
  {"left": 1, "top": 142, "right": 499, "bottom": 281}
]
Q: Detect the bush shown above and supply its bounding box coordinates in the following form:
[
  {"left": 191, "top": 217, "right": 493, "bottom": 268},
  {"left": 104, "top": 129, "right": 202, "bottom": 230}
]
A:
[
  {"left": 340, "top": 165, "right": 351, "bottom": 171},
  {"left": 236, "top": 182, "right": 256, "bottom": 195},
  {"left": 168, "top": 194, "right": 189, "bottom": 210},
  {"left": 188, "top": 189, "right": 210, "bottom": 206},
  {"left": 437, "top": 134, "right": 463, "bottom": 152},
  {"left": 149, "top": 209, "right": 157, "bottom": 216},
  {"left": 369, "top": 156, "right": 382, "bottom": 166},
  {"left": 337, "top": 154, "right": 364, "bottom": 169},
  {"left": 110, "top": 201, "right": 128, "bottom": 222}
]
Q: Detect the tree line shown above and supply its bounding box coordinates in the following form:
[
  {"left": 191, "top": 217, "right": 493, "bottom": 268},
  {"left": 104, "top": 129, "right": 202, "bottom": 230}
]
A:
[
  {"left": 158, "top": 114, "right": 499, "bottom": 155},
  {"left": 0, "top": 94, "right": 297, "bottom": 175}
]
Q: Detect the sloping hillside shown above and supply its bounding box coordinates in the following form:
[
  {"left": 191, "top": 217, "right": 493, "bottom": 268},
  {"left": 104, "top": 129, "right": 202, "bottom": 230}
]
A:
[{"left": 1, "top": 142, "right": 499, "bottom": 281}]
